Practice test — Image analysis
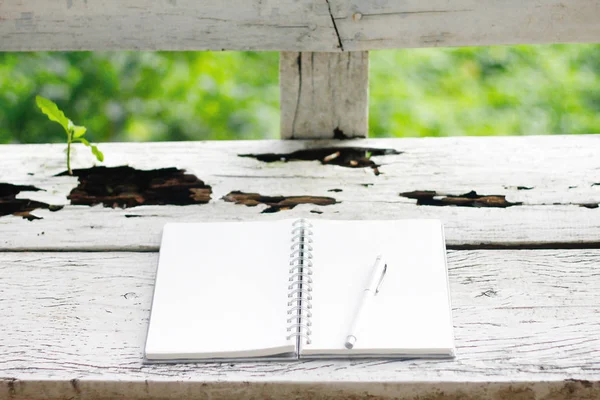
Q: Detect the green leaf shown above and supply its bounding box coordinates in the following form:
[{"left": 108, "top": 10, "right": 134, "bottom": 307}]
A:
[
  {"left": 91, "top": 146, "right": 104, "bottom": 162},
  {"left": 35, "top": 96, "right": 72, "bottom": 134},
  {"left": 73, "top": 125, "right": 87, "bottom": 138},
  {"left": 76, "top": 138, "right": 104, "bottom": 162}
]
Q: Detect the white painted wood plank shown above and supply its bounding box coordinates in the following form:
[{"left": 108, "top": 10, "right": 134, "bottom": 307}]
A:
[
  {"left": 330, "top": 0, "right": 600, "bottom": 50},
  {"left": 280, "top": 51, "right": 369, "bottom": 139},
  {"left": 0, "top": 136, "right": 599, "bottom": 250},
  {"left": 2, "top": 203, "right": 600, "bottom": 251},
  {"left": 1, "top": 1, "right": 599, "bottom": 51},
  {"left": 0, "top": 0, "right": 339, "bottom": 51},
  {"left": 1, "top": 250, "right": 599, "bottom": 399}
]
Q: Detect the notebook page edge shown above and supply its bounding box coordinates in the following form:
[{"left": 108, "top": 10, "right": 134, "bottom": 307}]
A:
[
  {"left": 144, "top": 219, "right": 298, "bottom": 361},
  {"left": 301, "top": 219, "right": 454, "bottom": 357}
]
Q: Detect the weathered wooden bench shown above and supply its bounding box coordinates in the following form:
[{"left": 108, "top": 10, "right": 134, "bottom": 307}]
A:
[{"left": 1, "top": 1, "right": 600, "bottom": 399}]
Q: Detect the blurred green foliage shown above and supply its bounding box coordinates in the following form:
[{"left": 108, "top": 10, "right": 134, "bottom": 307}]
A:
[
  {"left": 370, "top": 45, "right": 600, "bottom": 138},
  {"left": 1, "top": 44, "right": 599, "bottom": 144}
]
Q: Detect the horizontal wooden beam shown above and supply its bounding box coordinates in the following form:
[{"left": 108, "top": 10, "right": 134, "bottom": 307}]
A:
[
  {"left": 0, "top": 136, "right": 599, "bottom": 250},
  {"left": 1, "top": 0, "right": 599, "bottom": 51},
  {"left": 0, "top": 0, "right": 340, "bottom": 51},
  {"left": 1, "top": 250, "right": 599, "bottom": 399},
  {"left": 332, "top": 0, "right": 600, "bottom": 51}
]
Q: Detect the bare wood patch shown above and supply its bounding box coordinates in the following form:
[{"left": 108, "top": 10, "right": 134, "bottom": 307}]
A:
[
  {"left": 62, "top": 166, "right": 212, "bottom": 208},
  {"left": 222, "top": 191, "right": 337, "bottom": 213},
  {"left": 504, "top": 186, "right": 535, "bottom": 191},
  {"left": 0, "top": 183, "right": 62, "bottom": 220},
  {"left": 580, "top": 204, "right": 599, "bottom": 209},
  {"left": 401, "top": 190, "right": 600, "bottom": 209},
  {"left": 241, "top": 146, "right": 400, "bottom": 174},
  {"left": 400, "top": 190, "right": 520, "bottom": 208}
]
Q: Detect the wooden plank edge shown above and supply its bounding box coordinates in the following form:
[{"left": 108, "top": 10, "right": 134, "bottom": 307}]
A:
[
  {"left": 2, "top": 379, "right": 599, "bottom": 400},
  {"left": 2, "top": 0, "right": 599, "bottom": 51}
]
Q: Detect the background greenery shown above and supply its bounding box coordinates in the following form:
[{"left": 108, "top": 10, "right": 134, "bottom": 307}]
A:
[{"left": 1, "top": 44, "right": 600, "bottom": 144}]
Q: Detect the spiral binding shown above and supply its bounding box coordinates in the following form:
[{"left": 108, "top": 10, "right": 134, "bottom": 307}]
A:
[{"left": 286, "top": 218, "right": 313, "bottom": 345}]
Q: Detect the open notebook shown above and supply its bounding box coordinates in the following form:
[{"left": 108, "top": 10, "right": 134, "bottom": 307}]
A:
[{"left": 144, "top": 219, "right": 455, "bottom": 362}]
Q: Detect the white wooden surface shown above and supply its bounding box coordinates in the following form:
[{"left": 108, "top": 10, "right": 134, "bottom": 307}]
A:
[
  {"left": 280, "top": 51, "right": 369, "bottom": 139},
  {"left": 0, "top": 0, "right": 339, "bottom": 51},
  {"left": 0, "top": 136, "right": 598, "bottom": 250},
  {"left": 331, "top": 0, "right": 600, "bottom": 51},
  {"left": 1, "top": 250, "right": 599, "bottom": 400},
  {"left": 1, "top": 136, "right": 600, "bottom": 399},
  {"left": 1, "top": 0, "right": 599, "bottom": 51}
]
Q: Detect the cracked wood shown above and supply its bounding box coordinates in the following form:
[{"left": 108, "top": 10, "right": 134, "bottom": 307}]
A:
[
  {"left": 325, "top": 0, "right": 344, "bottom": 51},
  {"left": 280, "top": 51, "right": 369, "bottom": 139},
  {"left": 328, "top": 0, "right": 600, "bottom": 51},
  {"left": 1, "top": 1, "right": 599, "bottom": 51},
  {"left": 0, "top": 0, "right": 339, "bottom": 51},
  {"left": 0, "top": 250, "right": 599, "bottom": 399},
  {"left": 0, "top": 136, "right": 599, "bottom": 250}
]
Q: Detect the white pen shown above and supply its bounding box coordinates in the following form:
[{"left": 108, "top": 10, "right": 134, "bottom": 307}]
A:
[{"left": 345, "top": 255, "right": 388, "bottom": 349}]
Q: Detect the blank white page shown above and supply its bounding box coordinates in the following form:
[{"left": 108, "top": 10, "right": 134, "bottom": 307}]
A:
[
  {"left": 302, "top": 219, "right": 454, "bottom": 357},
  {"left": 145, "top": 220, "right": 296, "bottom": 361}
]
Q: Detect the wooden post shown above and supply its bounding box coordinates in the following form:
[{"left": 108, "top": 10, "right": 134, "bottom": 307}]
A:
[{"left": 280, "top": 51, "right": 369, "bottom": 139}]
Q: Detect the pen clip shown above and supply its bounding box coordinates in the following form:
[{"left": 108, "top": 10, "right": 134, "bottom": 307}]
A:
[{"left": 375, "top": 263, "right": 387, "bottom": 295}]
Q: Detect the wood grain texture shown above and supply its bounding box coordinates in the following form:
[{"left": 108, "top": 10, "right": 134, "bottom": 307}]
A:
[
  {"left": 0, "top": 0, "right": 338, "bottom": 51},
  {"left": 1, "top": 250, "right": 599, "bottom": 399},
  {"left": 0, "top": 136, "right": 599, "bottom": 250},
  {"left": 1, "top": 1, "right": 599, "bottom": 51},
  {"left": 326, "top": 0, "right": 600, "bottom": 50},
  {"left": 280, "top": 51, "right": 369, "bottom": 139}
]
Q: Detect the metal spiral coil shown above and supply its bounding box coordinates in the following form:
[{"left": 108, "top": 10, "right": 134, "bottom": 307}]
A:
[{"left": 286, "top": 218, "right": 313, "bottom": 344}]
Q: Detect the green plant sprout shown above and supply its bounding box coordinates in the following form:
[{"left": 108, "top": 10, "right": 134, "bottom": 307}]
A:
[{"left": 36, "top": 96, "right": 104, "bottom": 175}]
